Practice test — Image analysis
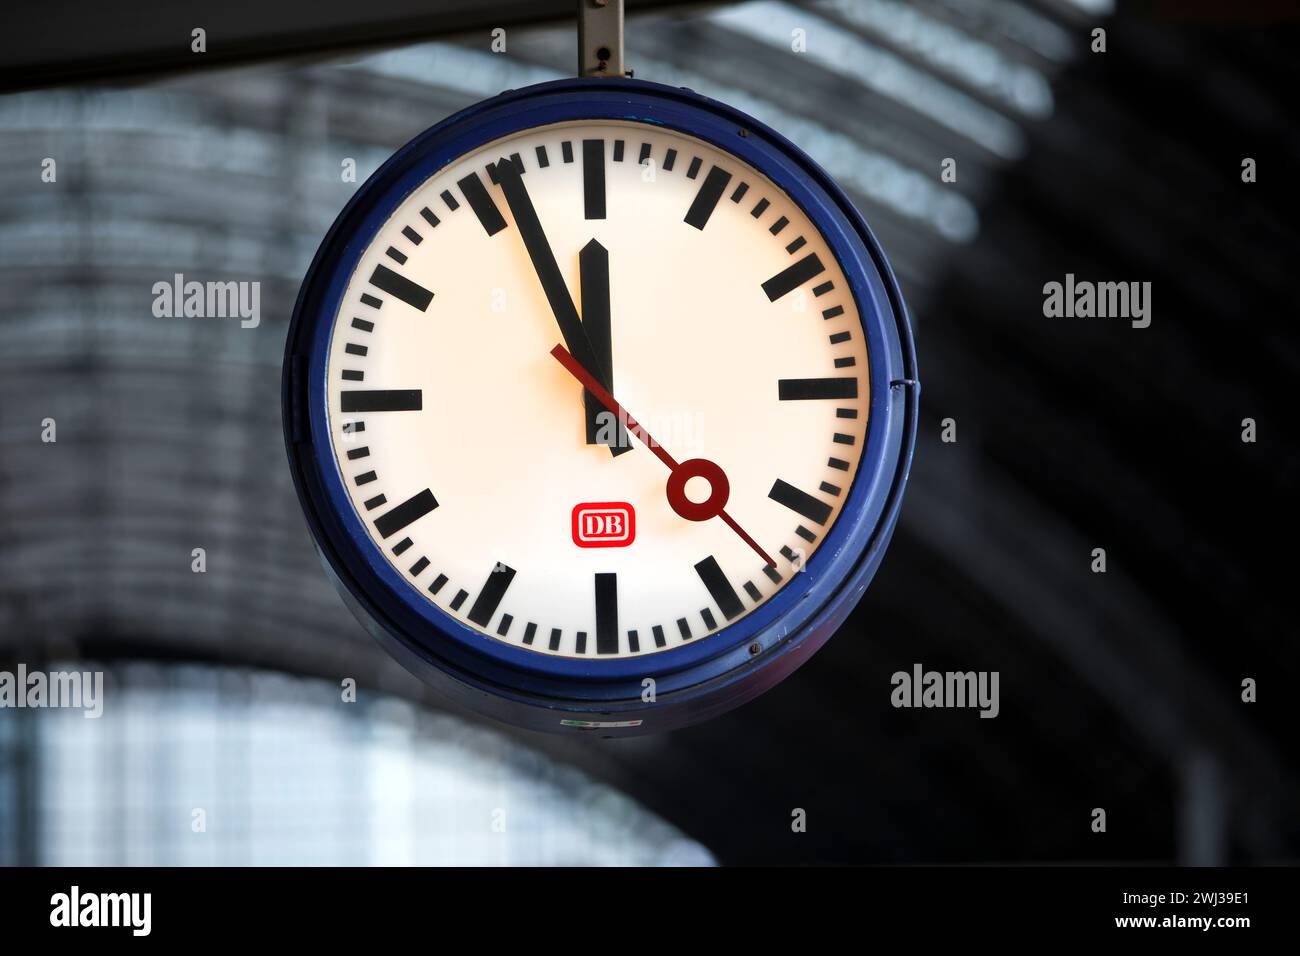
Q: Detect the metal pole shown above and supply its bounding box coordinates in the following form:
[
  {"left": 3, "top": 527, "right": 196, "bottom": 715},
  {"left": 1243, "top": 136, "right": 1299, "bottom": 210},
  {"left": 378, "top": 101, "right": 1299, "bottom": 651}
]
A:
[
  {"left": 1179, "top": 751, "right": 1226, "bottom": 866},
  {"left": 577, "top": 0, "right": 625, "bottom": 78}
]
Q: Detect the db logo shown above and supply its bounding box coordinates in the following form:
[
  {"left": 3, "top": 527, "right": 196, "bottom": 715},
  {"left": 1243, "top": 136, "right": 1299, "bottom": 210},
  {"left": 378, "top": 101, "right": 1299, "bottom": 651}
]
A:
[{"left": 572, "top": 502, "right": 636, "bottom": 548}]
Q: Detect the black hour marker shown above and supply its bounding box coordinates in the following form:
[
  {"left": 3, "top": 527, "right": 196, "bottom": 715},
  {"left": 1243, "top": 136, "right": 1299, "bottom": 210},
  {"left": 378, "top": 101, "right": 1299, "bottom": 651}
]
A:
[
  {"left": 663, "top": 148, "right": 677, "bottom": 172},
  {"left": 430, "top": 574, "right": 447, "bottom": 594},
  {"left": 467, "top": 562, "right": 516, "bottom": 627},
  {"left": 450, "top": 589, "right": 468, "bottom": 611},
  {"left": 751, "top": 197, "right": 770, "bottom": 218},
  {"left": 346, "top": 343, "right": 367, "bottom": 356},
  {"left": 374, "top": 488, "right": 438, "bottom": 539},
  {"left": 683, "top": 165, "right": 733, "bottom": 231},
  {"left": 354, "top": 470, "right": 376, "bottom": 485},
  {"left": 392, "top": 537, "right": 412, "bottom": 556},
  {"left": 694, "top": 556, "right": 744, "bottom": 621},
  {"left": 677, "top": 617, "right": 692, "bottom": 640},
  {"left": 686, "top": 156, "right": 702, "bottom": 179},
  {"left": 340, "top": 389, "right": 422, "bottom": 412},
  {"left": 364, "top": 494, "right": 386, "bottom": 510},
  {"left": 820, "top": 481, "right": 842, "bottom": 496},
  {"left": 762, "top": 253, "right": 825, "bottom": 302},
  {"left": 834, "top": 357, "right": 856, "bottom": 368},
  {"left": 837, "top": 408, "right": 858, "bottom": 419},
  {"left": 401, "top": 225, "right": 422, "bottom": 245},
  {"left": 613, "top": 139, "right": 625, "bottom": 162},
  {"left": 769, "top": 478, "right": 832, "bottom": 526},
  {"left": 796, "top": 526, "right": 816, "bottom": 543},
  {"left": 352, "top": 317, "right": 374, "bottom": 332},
  {"left": 575, "top": 632, "right": 587, "bottom": 654},
  {"left": 440, "top": 189, "right": 459, "bottom": 211},
  {"left": 652, "top": 625, "right": 666, "bottom": 648},
  {"left": 535, "top": 145, "right": 549, "bottom": 168},
  {"left": 548, "top": 628, "right": 561, "bottom": 651},
  {"left": 486, "top": 154, "right": 521, "bottom": 184},
  {"left": 385, "top": 247, "right": 407, "bottom": 265},
  {"left": 341, "top": 369, "right": 363, "bottom": 381},
  {"left": 701, "top": 608, "right": 717, "bottom": 630},
  {"left": 627, "top": 630, "right": 640, "bottom": 652},
  {"left": 419, "top": 207, "right": 439, "bottom": 228},
  {"left": 763, "top": 564, "right": 782, "bottom": 583},
  {"left": 638, "top": 142, "right": 651, "bottom": 165},
  {"left": 582, "top": 139, "right": 606, "bottom": 220},
  {"left": 360, "top": 293, "right": 382, "bottom": 309},
  {"left": 829, "top": 331, "right": 851, "bottom": 344},
  {"left": 828, "top": 457, "right": 850, "bottom": 471},
  {"left": 409, "top": 556, "right": 430, "bottom": 576},
  {"left": 595, "top": 572, "right": 619, "bottom": 655},
  {"left": 730, "top": 182, "right": 749, "bottom": 203},
  {"left": 497, "top": 614, "right": 513, "bottom": 637},
  {"left": 786, "top": 236, "right": 807, "bottom": 254},
  {"left": 346, "top": 446, "right": 370, "bottom": 460},
  {"left": 341, "top": 421, "right": 364, "bottom": 434},
  {"left": 744, "top": 581, "right": 762, "bottom": 602},
  {"left": 812, "top": 280, "right": 834, "bottom": 297},
  {"left": 778, "top": 377, "right": 858, "bottom": 401},
  {"left": 369, "top": 264, "right": 432, "bottom": 312},
  {"left": 561, "top": 141, "right": 574, "bottom": 163},
  {"left": 523, "top": 622, "right": 538, "bottom": 645},
  {"left": 823, "top": 305, "right": 845, "bottom": 320},
  {"left": 769, "top": 216, "right": 789, "bottom": 235},
  {"left": 834, "top": 432, "right": 855, "bottom": 445},
  {"left": 458, "top": 171, "right": 507, "bottom": 236},
  {"left": 780, "top": 545, "right": 799, "bottom": 563}
]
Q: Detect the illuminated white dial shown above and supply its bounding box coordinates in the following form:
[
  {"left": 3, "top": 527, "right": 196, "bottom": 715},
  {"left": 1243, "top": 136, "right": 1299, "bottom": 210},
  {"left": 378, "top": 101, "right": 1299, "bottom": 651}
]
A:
[{"left": 324, "top": 119, "right": 869, "bottom": 659}]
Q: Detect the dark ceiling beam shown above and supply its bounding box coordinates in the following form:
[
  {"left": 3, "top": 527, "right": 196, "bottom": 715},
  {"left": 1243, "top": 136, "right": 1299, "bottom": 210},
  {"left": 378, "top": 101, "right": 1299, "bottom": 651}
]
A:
[{"left": 0, "top": 0, "right": 715, "bottom": 94}]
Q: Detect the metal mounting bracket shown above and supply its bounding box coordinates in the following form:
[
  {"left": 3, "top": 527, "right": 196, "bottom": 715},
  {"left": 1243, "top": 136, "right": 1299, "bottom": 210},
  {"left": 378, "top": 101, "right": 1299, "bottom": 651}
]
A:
[{"left": 577, "top": 0, "right": 625, "bottom": 78}]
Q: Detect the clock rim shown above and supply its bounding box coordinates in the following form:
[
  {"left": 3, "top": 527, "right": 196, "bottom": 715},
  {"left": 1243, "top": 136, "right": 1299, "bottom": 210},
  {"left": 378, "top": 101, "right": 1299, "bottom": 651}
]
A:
[{"left": 283, "top": 77, "right": 918, "bottom": 727}]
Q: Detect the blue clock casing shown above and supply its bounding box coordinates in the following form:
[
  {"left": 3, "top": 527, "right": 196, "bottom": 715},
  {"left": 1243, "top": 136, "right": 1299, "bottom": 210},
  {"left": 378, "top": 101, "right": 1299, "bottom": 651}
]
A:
[{"left": 283, "top": 77, "right": 918, "bottom": 735}]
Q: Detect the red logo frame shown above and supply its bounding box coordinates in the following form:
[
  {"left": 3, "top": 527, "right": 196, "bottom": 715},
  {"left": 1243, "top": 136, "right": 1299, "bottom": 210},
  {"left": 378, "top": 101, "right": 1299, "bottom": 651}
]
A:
[{"left": 571, "top": 502, "right": 636, "bottom": 548}]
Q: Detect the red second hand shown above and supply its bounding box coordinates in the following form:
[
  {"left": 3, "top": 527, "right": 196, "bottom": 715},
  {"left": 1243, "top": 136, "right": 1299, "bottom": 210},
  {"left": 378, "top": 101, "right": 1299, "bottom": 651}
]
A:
[{"left": 550, "top": 344, "right": 776, "bottom": 568}]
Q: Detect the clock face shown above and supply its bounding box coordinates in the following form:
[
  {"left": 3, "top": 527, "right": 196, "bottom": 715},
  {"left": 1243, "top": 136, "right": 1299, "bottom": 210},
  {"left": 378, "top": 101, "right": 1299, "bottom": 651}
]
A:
[{"left": 320, "top": 118, "right": 870, "bottom": 661}]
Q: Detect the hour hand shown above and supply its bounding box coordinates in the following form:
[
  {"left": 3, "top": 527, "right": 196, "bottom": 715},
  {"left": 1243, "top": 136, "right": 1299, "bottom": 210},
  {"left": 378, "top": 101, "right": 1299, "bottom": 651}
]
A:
[
  {"left": 580, "top": 239, "right": 629, "bottom": 454},
  {"left": 494, "top": 158, "right": 621, "bottom": 456}
]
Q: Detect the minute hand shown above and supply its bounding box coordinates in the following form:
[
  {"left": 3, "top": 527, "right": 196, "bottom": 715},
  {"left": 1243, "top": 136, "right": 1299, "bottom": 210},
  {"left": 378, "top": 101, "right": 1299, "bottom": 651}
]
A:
[{"left": 494, "top": 159, "right": 613, "bottom": 404}]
